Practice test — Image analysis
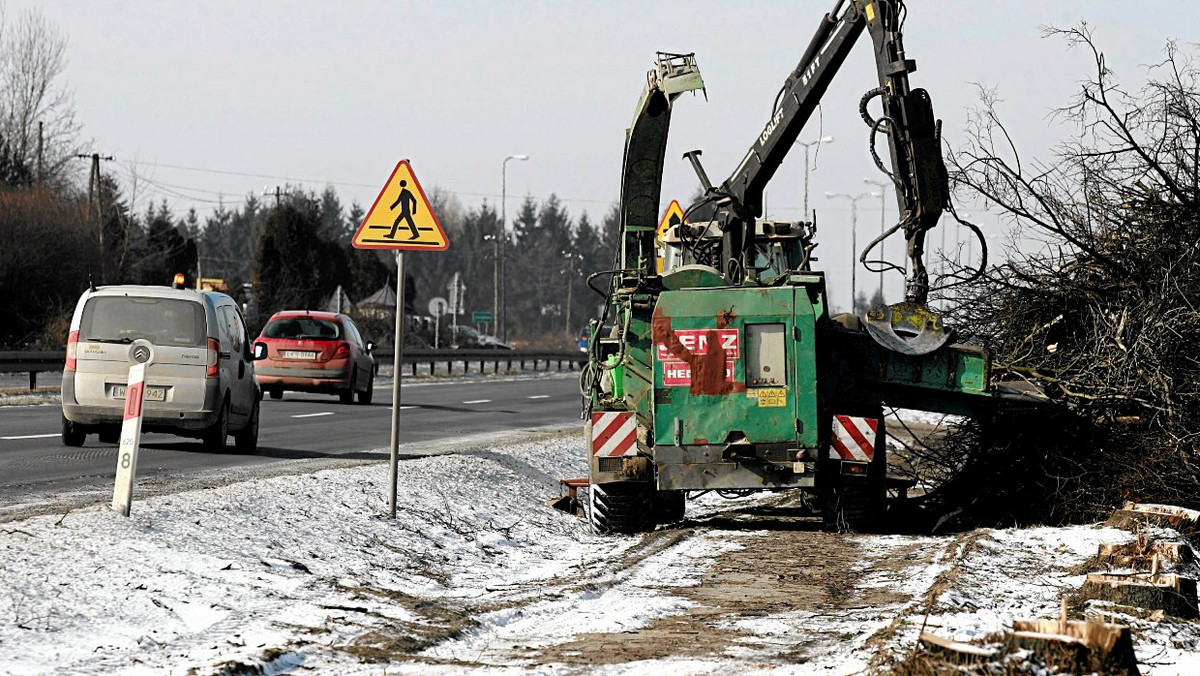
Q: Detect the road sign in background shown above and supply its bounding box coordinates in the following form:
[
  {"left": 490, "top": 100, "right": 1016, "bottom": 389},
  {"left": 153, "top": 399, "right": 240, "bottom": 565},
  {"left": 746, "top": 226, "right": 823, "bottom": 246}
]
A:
[
  {"left": 472, "top": 311, "right": 493, "bottom": 323},
  {"left": 657, "top": 199, "right": 685, "bottom": 242},
  {"left": 656, "top": 199, "right": 685, "bottom": 274}
]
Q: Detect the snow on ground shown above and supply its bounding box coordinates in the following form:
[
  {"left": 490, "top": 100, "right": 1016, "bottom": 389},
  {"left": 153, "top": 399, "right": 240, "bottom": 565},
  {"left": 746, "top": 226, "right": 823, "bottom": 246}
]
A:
[
  {"left": 0, "top": 428, "right": 748, "bottom": 675},
  {"left": 1, "top": 405, "right": 1198, "bottom": 674},
  {"left": 888, "top": 407, "right": 962, "bottom": 427}
]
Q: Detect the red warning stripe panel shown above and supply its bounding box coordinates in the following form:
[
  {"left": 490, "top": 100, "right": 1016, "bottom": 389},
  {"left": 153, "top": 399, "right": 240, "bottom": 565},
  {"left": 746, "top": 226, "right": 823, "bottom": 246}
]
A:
[
  {"left": 123, "top": 380, "right": 145, "bottom": 420},
  {"left": 831, "top": 415, "right": 878, "bottom": 461},
  {"left": 590, "top": 411, "right": 638, "bottom": 457}
]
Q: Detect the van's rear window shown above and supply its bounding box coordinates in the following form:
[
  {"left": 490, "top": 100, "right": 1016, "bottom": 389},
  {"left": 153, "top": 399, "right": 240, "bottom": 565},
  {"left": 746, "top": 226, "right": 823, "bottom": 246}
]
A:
[{"left": 81, "top": 297, "right": 206, "bottom": 347}]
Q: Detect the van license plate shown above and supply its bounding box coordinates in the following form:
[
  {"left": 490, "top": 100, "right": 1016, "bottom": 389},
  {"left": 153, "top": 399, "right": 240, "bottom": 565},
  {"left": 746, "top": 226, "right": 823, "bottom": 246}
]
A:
[
  {"left": 281, "top": 350, "right": 318, "bottom": 360},
  {"left": 112, "top": 385, "right": 166, "bottom": 402}
]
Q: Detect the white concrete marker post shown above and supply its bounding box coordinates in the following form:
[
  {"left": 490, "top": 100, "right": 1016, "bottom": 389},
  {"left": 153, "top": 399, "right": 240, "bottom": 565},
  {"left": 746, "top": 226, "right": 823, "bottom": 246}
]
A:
[{"left": 112, "top": 361, "right": 148, "bottom": 516}]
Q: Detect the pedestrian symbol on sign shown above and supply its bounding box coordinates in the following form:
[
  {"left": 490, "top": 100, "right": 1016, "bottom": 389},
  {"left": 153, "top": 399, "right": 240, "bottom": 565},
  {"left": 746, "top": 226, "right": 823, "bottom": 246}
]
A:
[{"left": 388, "top": 180, "right": 421, "bottom": 240}]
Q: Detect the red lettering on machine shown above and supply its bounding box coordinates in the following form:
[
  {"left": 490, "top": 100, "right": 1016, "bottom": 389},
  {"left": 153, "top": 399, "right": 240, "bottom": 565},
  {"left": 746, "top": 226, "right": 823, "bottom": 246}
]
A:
[{"left": 657, "top": 328, "right": 739, "bottom": 387}]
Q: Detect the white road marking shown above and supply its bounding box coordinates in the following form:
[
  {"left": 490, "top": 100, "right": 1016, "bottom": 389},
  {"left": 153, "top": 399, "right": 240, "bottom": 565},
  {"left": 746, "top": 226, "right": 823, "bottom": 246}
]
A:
[
  {"left": 528, "top": 395, "right": 550, "bottom": 399},
  {"left": 291, "top": 412, "right": 335, "bottom": 419},
  {"left": 2, "top": 433, "right": 59, "bottom": 440},
  {"left": 462, "top": 399, "right": 492, "bottom": 404}
]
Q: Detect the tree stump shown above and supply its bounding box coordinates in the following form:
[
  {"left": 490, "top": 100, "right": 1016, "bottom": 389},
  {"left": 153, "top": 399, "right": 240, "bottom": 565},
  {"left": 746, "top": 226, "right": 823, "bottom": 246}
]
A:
[
  {"left": 1081, "top": 572, "right": 1198, "bottom": 619},
  {"left": 1097, "top": 540, "right": 1194, "bottom": 569},
  {"left": 1009, "top": 617, "right": 1139, "bottom": 676},
  {"left": 917, "top": 631, "right": 1000, "bottom": 665},
  {"left": 1105, "top": 502, "right": 1200, "bottom": 537}
]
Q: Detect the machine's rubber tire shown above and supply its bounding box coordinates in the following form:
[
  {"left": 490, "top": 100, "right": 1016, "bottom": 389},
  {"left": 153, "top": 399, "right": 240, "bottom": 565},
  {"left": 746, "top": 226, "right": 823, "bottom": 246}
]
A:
[
  {"left": 652, "top": 489, "right": 687, "bottom": 525},
  {"left": 203, "top": 398, "right": 230, "bottom": 452},
  {"left": 358, "top": 374, "right": 373, "bottom": 405},
  {"left": 269, "top": 388, "right": 283, "bottom": 400},
  {"left": 588, "top": 481, "right": 654, "bottom": 535},
  {"left": 234, "top": 399, "right": 259, "bottom": 454},
  {"left": 820, "top": 480, "right": 886, "bottom": 533},
  {"left": 339, "top": 373, "right": 356, "bottom": 404},
  {"left": 62, "top": 416, "right": 85, "bottom": 447}
]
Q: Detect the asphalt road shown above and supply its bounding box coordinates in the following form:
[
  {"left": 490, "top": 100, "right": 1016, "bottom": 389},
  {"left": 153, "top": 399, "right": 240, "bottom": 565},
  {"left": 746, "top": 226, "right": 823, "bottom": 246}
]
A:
[{"left": 0, "top": 373, "right": 584, "bottom": 516}]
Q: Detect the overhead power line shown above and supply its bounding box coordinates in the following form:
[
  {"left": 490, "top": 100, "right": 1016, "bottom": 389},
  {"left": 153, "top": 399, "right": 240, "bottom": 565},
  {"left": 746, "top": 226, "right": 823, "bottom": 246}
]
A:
[
  {"left": 143, "top": 161, "right": 378, "bottom": 190},
  {"left": 132, "top": 159, "right": 619, "bottom": 207}
]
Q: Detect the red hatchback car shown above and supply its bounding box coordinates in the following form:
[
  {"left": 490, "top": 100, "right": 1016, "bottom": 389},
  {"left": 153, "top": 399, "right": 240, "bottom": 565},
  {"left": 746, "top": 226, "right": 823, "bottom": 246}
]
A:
[{"left": 253, "top": 311, "right": 375, "bottom": 404}]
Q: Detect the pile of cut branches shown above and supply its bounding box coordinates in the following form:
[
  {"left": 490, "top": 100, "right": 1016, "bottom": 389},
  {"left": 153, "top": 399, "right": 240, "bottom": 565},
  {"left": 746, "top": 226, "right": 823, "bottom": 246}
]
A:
[{"left": 924, "top": 26, "right": 1200, "bottom": 525}]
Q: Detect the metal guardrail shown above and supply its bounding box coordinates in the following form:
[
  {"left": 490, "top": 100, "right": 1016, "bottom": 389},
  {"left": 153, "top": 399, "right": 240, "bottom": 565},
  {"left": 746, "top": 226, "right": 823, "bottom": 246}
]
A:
[
  {"left": 379, "top": 348, "right": 586, "bottom": 377},
  {"left": 0, "top": 348, "right": 586, "bottom": 390},
  {"left": 0, "top": 351, "right": 65, "bottom": 390}
]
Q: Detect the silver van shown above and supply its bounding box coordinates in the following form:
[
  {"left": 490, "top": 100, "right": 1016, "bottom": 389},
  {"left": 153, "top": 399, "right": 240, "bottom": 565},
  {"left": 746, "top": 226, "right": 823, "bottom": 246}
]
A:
[{"left": 61, "top": 284, "right": 262, "bottom": 452}]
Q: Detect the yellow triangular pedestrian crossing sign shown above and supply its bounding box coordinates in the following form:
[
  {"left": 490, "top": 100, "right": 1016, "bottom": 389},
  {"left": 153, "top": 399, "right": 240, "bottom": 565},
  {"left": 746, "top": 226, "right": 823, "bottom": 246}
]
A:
[{"left": 352, "top": 160, "right": 450, "bottom": 251}]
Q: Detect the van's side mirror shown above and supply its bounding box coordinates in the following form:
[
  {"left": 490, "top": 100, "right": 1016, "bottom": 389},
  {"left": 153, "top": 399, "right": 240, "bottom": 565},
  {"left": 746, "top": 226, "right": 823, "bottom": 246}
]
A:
[
  {"left": 252, "top": 342, "right": 268, "bottom": 360},
  {"left": 366, "top": 341, "right": 375, "bottom": 353}
]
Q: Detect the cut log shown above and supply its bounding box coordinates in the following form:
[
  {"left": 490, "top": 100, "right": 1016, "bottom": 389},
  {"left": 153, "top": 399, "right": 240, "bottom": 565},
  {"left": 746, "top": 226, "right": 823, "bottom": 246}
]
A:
[
  {"left": 1081, "top": 572, "right": 1198, "bottom": 619},
  {"left": 1105, "top": 502, "right": 1200, "bottom": 536},
  {"left": 1009, "top": 617, "right": 1139, "bottom": 676}
]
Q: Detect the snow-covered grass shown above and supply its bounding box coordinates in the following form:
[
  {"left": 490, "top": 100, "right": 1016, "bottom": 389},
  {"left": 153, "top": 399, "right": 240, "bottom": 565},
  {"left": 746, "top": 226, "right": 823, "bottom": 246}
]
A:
[
  {"left": 1, "top": 429, "right": 1197, "bottom": 675},
  {"left": 0, "top": 390, "right": 58, "bottom": 407}
]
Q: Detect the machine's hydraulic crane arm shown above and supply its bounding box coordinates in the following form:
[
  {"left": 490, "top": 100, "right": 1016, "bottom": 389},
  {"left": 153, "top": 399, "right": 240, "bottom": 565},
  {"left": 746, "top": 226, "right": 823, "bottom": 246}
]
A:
[
  {"left": 723, "top": 4, "right": 864, "bottom": 218},
  {"left": 688, "top": 0, "right": 951, "bottom": 354},
  {"left": 724, "top": 1, "right": 945, "bottom": 228}
]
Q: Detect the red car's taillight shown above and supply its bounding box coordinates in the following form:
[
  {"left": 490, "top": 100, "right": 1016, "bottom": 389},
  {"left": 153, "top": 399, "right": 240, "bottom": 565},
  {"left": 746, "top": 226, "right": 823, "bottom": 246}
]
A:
[
  {"left": 332, "top": 342, "right": 351, "bottom": 359},
  {"left": 65, "top": 330, "right": 78, "bottom": 371},
  {"left": 206, "top": 337, "right": 220, "bottom": 378}
]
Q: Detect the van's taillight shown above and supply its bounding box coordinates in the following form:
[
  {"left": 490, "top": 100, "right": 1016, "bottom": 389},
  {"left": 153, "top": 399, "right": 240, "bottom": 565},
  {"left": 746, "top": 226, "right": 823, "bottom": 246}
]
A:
[
  {"left": 65, "top": 331, "right": 79, "bottom": 371},
  {"left": 206, "top": 337, "right": 220, "bottom": 378},
  {"left": 333, "top": 342, "right": 351, "bottom": 359}
]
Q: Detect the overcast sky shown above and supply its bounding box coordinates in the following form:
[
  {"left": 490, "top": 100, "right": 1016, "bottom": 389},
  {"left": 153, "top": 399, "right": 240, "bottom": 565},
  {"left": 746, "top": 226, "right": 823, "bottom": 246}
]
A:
[{"left": 10, "top": 0, "right": 1187, "bottom": 305}]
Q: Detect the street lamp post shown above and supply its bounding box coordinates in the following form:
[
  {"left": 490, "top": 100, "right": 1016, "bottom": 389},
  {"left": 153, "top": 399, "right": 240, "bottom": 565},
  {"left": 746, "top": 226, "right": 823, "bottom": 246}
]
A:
[
  {"left": 963, "top": 214, "right": 974, "bottom": 270},
  {"left": 863, "top": 178, "right": 890, "bottom": 299},
  {"left": 795, "top": 136, "right": 834, "bottom": 219},
  {"left": 486, "top": 232, "right": 498, "bottom": 336},
  {"left": 954, "top": 212, "right": 973, "bottom": 272},
  {"left": 561, "top": 251, "right": 583, "bottom": 337},
  {"left": 499, "top": 154, "right": 528, "bottom": 342},
  {"left": 826, "top": 191, "right": 880, "bottom": 313}
]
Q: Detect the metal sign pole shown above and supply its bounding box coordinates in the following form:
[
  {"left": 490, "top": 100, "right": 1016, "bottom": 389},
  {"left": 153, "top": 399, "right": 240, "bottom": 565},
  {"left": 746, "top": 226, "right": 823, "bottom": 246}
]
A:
[{"left": 389, "top": 251, "right": 405, "bottom": 519}]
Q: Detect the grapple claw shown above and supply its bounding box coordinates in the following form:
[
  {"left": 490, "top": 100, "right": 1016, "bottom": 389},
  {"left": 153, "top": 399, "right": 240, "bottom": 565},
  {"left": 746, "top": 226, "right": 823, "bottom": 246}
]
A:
[{"left": 863, "top": 301, "right": 955, "bottom": 356}]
